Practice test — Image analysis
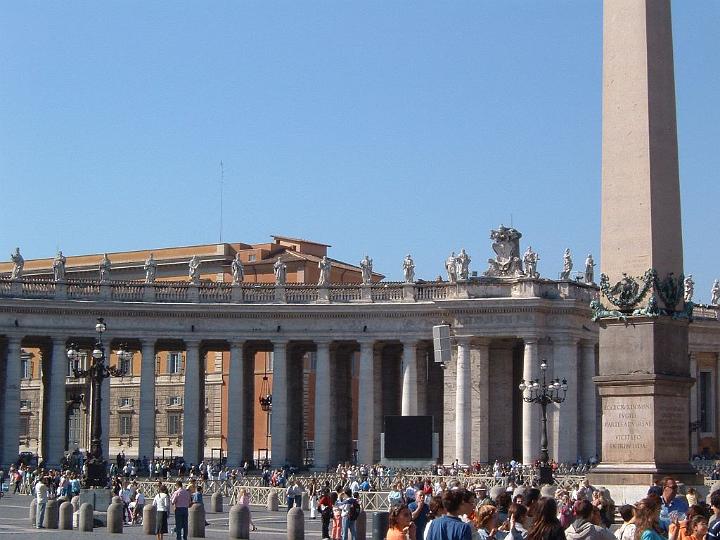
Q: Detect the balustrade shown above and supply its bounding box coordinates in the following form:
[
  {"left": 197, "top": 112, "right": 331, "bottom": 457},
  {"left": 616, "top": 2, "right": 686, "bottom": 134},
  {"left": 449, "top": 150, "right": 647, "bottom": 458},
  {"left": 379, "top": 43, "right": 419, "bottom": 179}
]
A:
[
  {"left": 285, "top": 285, "right": 319, "bottom": 303},
  {"left": 111, "top": 281, "right": 144, "bottom": 301},
  {"left": 21, "top": 278, "right": 56, "bottom": 298},
  {"left": 329, "top": 286, "right": 362, "bottom": 302}
]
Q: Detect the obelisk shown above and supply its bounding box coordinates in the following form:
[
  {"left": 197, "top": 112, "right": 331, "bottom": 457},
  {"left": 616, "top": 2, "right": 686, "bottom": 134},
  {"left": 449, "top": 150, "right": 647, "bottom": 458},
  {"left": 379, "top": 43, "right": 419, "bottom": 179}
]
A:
[{"left": 590, "top": 0, "right": 700, "bottom": 498}]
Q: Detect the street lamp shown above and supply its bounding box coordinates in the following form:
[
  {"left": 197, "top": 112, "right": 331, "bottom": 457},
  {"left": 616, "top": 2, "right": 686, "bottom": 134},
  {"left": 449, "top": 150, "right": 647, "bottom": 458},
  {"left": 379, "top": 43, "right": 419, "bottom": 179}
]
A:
[
  {"left": 258, "top": 361, "right": 272, "bottom": 465},
  {"left": 519, "top": 360, "right": 568, "bottom": 485},
  {"left": 66, "top": 318, "right": 131, "bottom": 487}
]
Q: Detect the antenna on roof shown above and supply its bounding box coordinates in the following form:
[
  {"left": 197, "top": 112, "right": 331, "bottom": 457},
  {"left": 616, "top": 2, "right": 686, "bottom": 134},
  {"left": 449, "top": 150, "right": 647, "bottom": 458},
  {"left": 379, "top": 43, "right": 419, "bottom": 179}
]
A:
[{"left": 219, "top": 161, "right": 224, "bottom": 243}]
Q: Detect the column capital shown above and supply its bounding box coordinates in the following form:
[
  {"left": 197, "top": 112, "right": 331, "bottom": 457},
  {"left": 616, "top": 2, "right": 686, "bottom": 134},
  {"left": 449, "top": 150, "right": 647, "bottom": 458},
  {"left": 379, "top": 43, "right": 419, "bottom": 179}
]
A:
[
  {"left": 140, "top": 338, "right": 157, "bottom": 348},
  {"left": 473, "top": 337, "right": 492, "bottom": 347},
  {"left": 402, "top": 340, "right": 418, "bottom": 349},
  {"left": 184, "top": 338, "right": 202, "bottom": 349},
  {"left": 454, "top": 336, "right": 472, "bottom": 346},
  {"left": 229, "top": 340, "right": 246, "bottom": 350},
  {"left": 520, "top": 334, "right": 540, "bottom": 344},
  {"left": 580, "top": 338, "right": 598, "bottom": 349},
  {"left": 552, "top": 335, "right": 580, "bottom": 346}
]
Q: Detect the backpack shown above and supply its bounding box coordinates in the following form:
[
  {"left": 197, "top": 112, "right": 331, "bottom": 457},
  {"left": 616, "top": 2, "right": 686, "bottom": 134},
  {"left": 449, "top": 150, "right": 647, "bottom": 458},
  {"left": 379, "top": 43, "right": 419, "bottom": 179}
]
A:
[{"left": 348, "top": 499, "right": 361, "bottom": 521}]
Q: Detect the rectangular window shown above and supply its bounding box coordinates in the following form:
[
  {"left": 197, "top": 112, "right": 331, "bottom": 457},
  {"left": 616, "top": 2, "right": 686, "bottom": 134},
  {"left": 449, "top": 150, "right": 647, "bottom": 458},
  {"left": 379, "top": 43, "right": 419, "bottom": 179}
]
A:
[
  {"left": 700, "top": 371, "right": 713, "bottom": 432},
  {"left": 20, "top": 399, "right": 31, "bottom": 410},
  {"left": 118, "top": 397, "right": 133, "bottom": 408},
  {"left": 166, "top": 396, "right": 183, "bottom": 407},
  {"left": 19, "top": 416, "right": 29, "bottom": 436},
  {"left": 248, "top": 254, "right": 256, "bottom": 262},
  {"left": 119, "top": 415, "right": 132, "bottom": 436},
  {"left": 118, "top": 356, "right": 132, "bottom": 376},
  {"left": 168, "top": 352, "right": 183, "bottom": 374},
  {"left": 21, "top": 357, "right": 31, "bottom": 379},
  {"left": 168, "top": 413, "right": 181, "bottom": 435}
]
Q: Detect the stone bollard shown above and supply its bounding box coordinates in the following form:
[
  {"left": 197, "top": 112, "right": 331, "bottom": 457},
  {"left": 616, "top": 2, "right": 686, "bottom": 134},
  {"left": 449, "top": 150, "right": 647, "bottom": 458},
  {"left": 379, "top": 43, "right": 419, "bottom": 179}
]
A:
[
  {"left": 189, "top": 503, "right": 206, "bottom": 538},
  {"left": 79, "top": 503, "right": 94, "bottom": 532},
  {"left": 107, "top": 497, "right": 124, "bottom": 533},
  {"left": 44, "top": 498, "right": 60, "bottom": 529},
  {"left": 356, "top": 510, "right": 367, "bottom": 540},
  {"left": 372, "top": 511, "right": 389, "bottom": 540},
  {"left": 211, "top": 492, "right": 223, "bottom": 513},
  {"left": 301, "top": 492, "right": 310, "bottom": 511},
  {"left": 287, "top": 507, "right": 304, "bottom": 540},
  {"left": 59, "top": 501, "right": 74, "bottom": 530},
  {"left": 267, "top": 491, "right": 279, "bottom": 511},
  {"left": 143, "top": 504, "right": 157, "bottom": 535},
  {"left": 229, "top": 505, "right": 251, "bottom": 539},
  {"left": 29, "top": 499, "right": 37, "bottom": 527}
]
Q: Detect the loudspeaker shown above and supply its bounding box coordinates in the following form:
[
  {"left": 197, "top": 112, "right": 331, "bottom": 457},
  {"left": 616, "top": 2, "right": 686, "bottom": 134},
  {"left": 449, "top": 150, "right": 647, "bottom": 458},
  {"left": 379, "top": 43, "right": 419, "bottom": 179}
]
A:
[{"left": 432, "top": 324, "right": 451, "bottom": 365}]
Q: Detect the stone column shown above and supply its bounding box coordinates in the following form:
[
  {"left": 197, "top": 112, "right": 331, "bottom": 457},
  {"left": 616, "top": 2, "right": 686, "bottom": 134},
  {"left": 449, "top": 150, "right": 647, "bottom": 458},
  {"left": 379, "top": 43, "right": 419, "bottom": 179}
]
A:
[
  {"left": 270, "top": 341, "right": 288, "bottom": 466},
  {"left": 689, "top": 351, "right": 698, "bottom": 456},
  {"left": 522, "top": 337, "right": 540, "bottom": 464},
  {"left": 552, "top": 337, "right": 579, "bottom": 463},
  {"left": 226, "top": 341, "right": 245, "bottom": 467},
  {"left": 401, "top": 341, "right": 418, "bottom": 416},
  {"left": 183, "top": 340, "right": 203, "bottom": 466},
  {"left": 2, "top": 336, "right": 22, "bottom": 467},
  {"left": 357, "top": 340, "right": 375, "bottom": 465},
  {"left": 138, "top": 340, "right": 157, "bottom": 463},
  {"left": 45, "top": 338, "right": 68, "bottom": 467},
  {"left": 455, "top": 337, "right": 471, "bottom": 465},
  {"left": 579, "top": 341, "right": 598, "bottom": 460},
  {"left": 471, "top": 339, "right": 490, "bottom": 463},
  {"left": 313, "top": 341, "right": 332, "bottom": 469}
]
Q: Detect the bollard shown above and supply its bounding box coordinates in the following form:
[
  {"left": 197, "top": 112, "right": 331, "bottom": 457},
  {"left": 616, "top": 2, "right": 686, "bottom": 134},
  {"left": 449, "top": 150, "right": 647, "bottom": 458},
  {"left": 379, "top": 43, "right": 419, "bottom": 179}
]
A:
[
  {"left": 372, "top": 511, "right": 389, "bottom": 540},
  {"left": 267, "top": 491, "right": 279, "bottom": 511},
  {"left": 143, "top": 503, "right": 157, "bottom": 535},
  {"left": 44, "top": 498, "right": 60, "bottom": 529},
  {"left": 287, "top": 507, "right": 304, "bottom": 540},
  {"left": 301, "top": 492, "right": 310, "bottom": 511},
  {"left": 229, "top": 505, "right": 251, "bottom": 539},
  {"left": 29, "top": 499, "right": 37, "bottom": 527},
  {"left": 356, "top": 510, "right": 367, "bottom": 540},
  {"left": 211, "top": 492, "right": 223, "bottom": 513},
  {"left": 189, "top": 503, "right": 206, "bottom": 538},
  {"left": 59, "top": 501, "right": 74, "bottom": 530},
  {"left": 79, "top": 503, "right": 94, "bottom": 532},
  {"left": 107, "top": 498, "right": 124, "bottom": 533}
]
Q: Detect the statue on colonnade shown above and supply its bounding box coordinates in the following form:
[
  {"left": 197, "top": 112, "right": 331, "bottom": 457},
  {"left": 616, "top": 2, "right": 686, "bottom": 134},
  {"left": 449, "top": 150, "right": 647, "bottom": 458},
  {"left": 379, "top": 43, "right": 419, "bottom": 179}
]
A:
[
  {"left": 360, "top": 255, "right": 373, "bottom": 285},
  {"left": 318, "top": 256, "right": 331, "bottom": 286},
  {"left": 144, "top": 253, "right": 157, "bottom": 284},
  {"left": 445, "top": 252, "right": 457, "bottom": 282},
  {"left": 484, "top": 225, "right": 524, "bottom": 278},
  {"left": 560, "top": 248, "right": 573, "bottom": 280},
  {"left": 274, "top": 257, "right": 287, "bottom": 286},
  {"left": 53, "top": 250, "right": 67, "bottom": 281},
  {"left": 231, "top": 253, "right": 244, "bottom": 285},
  {"left": 403, "top": 254, "right": 415, "bottom": 283},
  {"left": 189, "top": 256, "right": 201, "bottom": 284},
  {"left": 10, "top": 247, "right": 24, "bottom": 280},
  {"left": 523, "top": 246, "right": 539, "bottom": 279},
  {"left": 99, "top": 253, "right": 111, "bottom": 282},
  {"left": 456, "top": 249, "right": 471, "bottom": 280}
]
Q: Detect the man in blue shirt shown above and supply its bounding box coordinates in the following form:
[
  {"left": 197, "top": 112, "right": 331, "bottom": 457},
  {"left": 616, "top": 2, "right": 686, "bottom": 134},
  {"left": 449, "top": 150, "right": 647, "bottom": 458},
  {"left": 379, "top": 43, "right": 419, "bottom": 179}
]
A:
[
  {"left": 657, "top": 477, "right": 689, "bottom": 531},
  {"left": 708, "top": 491, "right": 720, "bottom": 540},
  {"left": 409, "top": 490, "right": 429, "bottom": 538}
]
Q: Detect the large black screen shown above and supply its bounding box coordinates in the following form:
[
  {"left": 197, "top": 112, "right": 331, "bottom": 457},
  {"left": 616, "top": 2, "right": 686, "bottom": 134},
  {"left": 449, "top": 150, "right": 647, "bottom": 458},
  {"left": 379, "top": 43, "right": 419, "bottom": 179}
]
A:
[{"left": 384, "top": 415, "right": 433, "bottom": 458}]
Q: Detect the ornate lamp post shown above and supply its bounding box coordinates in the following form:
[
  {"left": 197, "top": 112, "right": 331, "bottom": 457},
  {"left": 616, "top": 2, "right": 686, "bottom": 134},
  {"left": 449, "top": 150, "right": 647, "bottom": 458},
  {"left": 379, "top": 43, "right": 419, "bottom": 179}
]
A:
[
  {"left": 519, "top": 360, "right": 568, "bottom": 484},
  {"left": 66, "top": 318, "right": 131, "bottom": 487},
  {"left": 258, "top": 363, "right": 272, "bottom": 465}
]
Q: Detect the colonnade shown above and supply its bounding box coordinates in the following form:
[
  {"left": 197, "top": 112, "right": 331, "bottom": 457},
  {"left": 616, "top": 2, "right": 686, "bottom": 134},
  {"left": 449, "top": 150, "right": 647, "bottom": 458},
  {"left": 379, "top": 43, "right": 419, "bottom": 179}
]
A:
[{"left": 0, "top": 330, "right": 599, "bottom": 469}]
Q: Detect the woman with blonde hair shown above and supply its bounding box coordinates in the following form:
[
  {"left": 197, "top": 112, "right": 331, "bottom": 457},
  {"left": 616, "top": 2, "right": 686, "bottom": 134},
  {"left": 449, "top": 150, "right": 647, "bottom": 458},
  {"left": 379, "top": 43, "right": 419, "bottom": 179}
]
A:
[
  {"left": 473, "top": 504, "right": 504, "bottom": 540},
  {"left": 238, "top": 488, "right": 257, "bottom": 531}
]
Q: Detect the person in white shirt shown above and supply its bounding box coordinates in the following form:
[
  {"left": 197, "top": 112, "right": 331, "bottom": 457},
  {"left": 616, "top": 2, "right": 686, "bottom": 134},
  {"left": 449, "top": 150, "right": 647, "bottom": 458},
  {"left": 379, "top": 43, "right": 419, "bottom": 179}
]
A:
[
  {"left": 35, "top": 477, "right": 48, "bottom": 528},
  {"left": 153, "top": 484, "right": 170, "bottom": 540}
]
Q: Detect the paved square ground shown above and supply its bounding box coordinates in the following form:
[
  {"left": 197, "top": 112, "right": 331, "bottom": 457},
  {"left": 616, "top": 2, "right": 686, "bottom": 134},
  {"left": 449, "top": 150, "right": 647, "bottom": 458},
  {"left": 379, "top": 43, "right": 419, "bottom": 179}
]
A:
[{"left": 0, "top": 493, "right": 329, "bottom": 539}]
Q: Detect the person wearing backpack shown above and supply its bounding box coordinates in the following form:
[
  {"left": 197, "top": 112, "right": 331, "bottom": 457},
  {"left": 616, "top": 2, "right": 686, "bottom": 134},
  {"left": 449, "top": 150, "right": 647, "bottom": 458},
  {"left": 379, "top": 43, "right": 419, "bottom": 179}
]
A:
[{"left": 337, "top": 488, "right": 360, "bottom": 540}]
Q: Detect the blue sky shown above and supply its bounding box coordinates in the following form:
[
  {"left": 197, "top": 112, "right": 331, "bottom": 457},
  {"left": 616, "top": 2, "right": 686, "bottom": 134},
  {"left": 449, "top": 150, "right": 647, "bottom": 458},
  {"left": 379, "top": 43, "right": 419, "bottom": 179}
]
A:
[{"left": 1, "top": 2, "right": 718, "bottom": 300}]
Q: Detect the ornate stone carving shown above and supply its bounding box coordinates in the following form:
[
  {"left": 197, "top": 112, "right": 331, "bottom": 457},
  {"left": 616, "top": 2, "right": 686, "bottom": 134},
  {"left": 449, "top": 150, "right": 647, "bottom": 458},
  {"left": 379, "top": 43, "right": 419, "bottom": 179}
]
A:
[
  {"left": 456, "top": 249, "right": 471, "bottom": 281},
  {"left": 318, "top": 256, "right": 331, "bottom": 286},
  {"left": 144, "top": 254, "right": 157, "bottom": 284},
  {"left": 560, "top": 249, "right": 573, "bottom": 280},
  {"left": 631, "top": 295, "right": 660, "bottom": 318},
  {"left": 273, "top": 257, "right": 287, "bottom": 286},
  {"left": 600, "top": 269, "right": 654, "bottom": 310},
  {"left": 584, "top": 254, "right": 595, "bottom": 284},
  {"left": 360, "top": 255, "right": 373, "bottom": 285},
  {"left": 484, "top": 225, "right": 524, "bottom": 278},
  {"left": 99, "top": 253, "right": 111, "bottom": 283},
  {"left": 231, "top": 253, "right": 244, "bottom": 285},
  {"left": 10, "top": 247, "right": 24, "bottom": 280},
  {"left": 188, "top": 256, "right": 201, "bottom": 285},
  {"left": 523, "top": 247, "right": 539, "bottom": 279},
  {"left": 53, "top": 250, "right": 66, "bottom": 282},
  {"left": 403, "top": 254, "right": 415, "bottom": 283}
]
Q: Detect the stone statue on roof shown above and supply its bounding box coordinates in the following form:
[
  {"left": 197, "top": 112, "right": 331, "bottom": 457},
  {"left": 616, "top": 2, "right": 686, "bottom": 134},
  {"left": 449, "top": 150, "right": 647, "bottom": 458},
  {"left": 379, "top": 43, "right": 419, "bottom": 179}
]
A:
[
  {"left": 560, "top": 248, "right": 573, "bottom": 280},
  {"left": 445, "top": 252, "right": 457, "bottom": 282},
  {"left": 189, "top": 255, "right": 200, "bottom": 284},
  {"left": 403, "top": 254, "right": 415, "bottom": 283},
  {"left": 360, "top": 255, "right": 373, "bottom": 285},
  {"left": 99, "top": 253, "right": 111, "bottom": 282},
  {"left": 231, "top": 253, "right": 244, "bottom": 285},
  {"left": 274, "top": 256, "right": 287, "bottom": 286},
  {"left": 684, "top": 274, "right": 694, "bottom": 303},
  {"left": 584, "top": 253, "right": 595, "bottom": 284},
  {"left": 10, "top": 247, "right": 24, "bottom": 280},
  {"left": 53, "top": 250, "right": 67, "bottom": 282},
  {"left": 318, "top": 256, "right": 331, "bottom": 286},
  {"left": 456, "top": 249, "right": 471, "bottom": 280},
  {"left": 712, "top": 280, "right": 720, "bottom": 306},
  {"left": 144, "top": 253, "right": 157, "bottom": 284},
  {"left": 523, "top": 246, "right": 539, "bottom": 279}
]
